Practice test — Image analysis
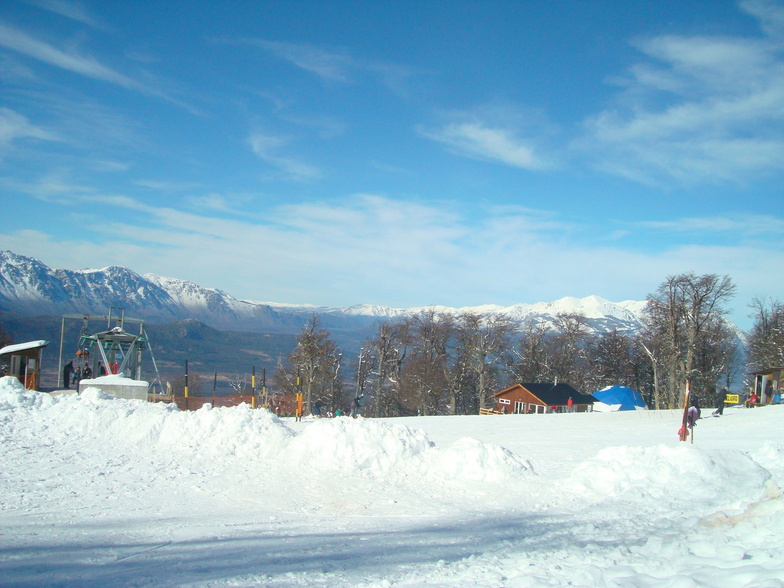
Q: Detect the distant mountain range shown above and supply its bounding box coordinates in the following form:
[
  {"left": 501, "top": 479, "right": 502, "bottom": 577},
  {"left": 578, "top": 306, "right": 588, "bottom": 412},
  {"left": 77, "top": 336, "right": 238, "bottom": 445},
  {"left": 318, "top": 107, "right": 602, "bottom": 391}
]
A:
[
  {"left": 0, "top": 251, "right": 648, "bottom": 342},
  {"left": 0, "top": 251, "right": 645, "bottom": 339}
]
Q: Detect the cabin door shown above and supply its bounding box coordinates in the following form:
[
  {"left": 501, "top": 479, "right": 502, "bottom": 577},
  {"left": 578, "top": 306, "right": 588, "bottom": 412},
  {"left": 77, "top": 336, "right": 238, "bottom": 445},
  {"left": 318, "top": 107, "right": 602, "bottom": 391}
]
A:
[{"left": 514, "top": 401, "right": 525, "bottom": 414}]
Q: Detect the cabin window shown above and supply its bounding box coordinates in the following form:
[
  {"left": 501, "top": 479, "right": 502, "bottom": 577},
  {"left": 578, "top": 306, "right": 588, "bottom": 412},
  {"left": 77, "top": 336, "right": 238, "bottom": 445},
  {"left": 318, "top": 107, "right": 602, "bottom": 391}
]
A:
[{"left": 499, "top": 398, "right": 511, "bottom": 405}]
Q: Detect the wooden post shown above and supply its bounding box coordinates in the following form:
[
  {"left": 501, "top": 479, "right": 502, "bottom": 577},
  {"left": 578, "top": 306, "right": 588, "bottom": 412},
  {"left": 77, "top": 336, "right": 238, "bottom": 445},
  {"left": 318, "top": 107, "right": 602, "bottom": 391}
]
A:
[
  {"left": 251, "top": 366, "right": 256, "bottom": 409},
  {"left": 679, "top": 379, "right": 691, "bottom": 442},
  {"left": 296, "top": 371, "right": 302, "bottom": 421}
]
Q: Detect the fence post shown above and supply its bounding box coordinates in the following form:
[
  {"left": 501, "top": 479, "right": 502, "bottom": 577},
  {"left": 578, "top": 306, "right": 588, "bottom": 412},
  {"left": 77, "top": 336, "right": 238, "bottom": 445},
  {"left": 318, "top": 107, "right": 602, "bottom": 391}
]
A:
[{"left": 251, "top": 366, "right": 256, "bottom": 409}]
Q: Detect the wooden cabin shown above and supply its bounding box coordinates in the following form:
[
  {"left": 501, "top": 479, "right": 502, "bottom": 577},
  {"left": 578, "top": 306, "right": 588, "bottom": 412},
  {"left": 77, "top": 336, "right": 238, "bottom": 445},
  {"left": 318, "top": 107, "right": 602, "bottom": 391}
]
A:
[
  {"left": 490, "top": 382, "right": 596, "bottom": 414},
  {"left": 0, "top": 340, "right": 49, "bottom": 390}
]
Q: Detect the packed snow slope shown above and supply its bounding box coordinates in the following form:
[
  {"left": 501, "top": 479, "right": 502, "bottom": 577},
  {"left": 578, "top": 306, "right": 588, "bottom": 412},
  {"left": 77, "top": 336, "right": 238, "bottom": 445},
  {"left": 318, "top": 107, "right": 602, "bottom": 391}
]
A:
[{"left": 1, "top": 376, "right": 782, "bottom": 587}]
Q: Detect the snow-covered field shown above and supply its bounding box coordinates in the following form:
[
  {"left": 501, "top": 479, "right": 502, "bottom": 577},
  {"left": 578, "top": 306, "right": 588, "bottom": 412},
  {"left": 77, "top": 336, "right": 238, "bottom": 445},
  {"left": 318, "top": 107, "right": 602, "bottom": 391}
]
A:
[{"left": 1, "top": 376, "right": 782, "bottom": 587}]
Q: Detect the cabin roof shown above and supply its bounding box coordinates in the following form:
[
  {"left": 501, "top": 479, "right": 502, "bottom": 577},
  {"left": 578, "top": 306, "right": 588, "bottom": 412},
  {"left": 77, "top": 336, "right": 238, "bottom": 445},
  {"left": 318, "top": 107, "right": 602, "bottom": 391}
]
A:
[
  {"left": 0, "top": 340, "right": 50, "bottom": 355},
  {"left": 492, "top": 382, "right": 596, "bottom": 405}
]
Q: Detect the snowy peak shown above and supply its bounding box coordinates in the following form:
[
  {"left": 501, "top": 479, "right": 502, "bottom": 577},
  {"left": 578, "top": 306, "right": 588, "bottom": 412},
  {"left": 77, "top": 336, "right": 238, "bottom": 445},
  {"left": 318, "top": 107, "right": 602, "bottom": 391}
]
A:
[{"left": 0, "top": 251, "right": 646, "bottom": 335}]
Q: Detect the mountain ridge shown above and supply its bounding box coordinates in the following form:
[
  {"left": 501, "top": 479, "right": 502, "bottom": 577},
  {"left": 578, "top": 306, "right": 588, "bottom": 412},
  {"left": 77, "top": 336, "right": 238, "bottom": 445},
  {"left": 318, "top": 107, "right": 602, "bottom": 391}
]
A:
[{"left": 0, "top": 250, "right": 647, "bottom": 337}]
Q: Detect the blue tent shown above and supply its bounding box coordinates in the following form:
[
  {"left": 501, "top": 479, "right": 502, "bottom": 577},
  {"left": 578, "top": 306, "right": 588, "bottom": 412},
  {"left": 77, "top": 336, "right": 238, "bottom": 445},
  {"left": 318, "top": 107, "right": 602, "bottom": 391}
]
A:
[{"left": 592, "top": 385, "right": 647, "bottom": 411}]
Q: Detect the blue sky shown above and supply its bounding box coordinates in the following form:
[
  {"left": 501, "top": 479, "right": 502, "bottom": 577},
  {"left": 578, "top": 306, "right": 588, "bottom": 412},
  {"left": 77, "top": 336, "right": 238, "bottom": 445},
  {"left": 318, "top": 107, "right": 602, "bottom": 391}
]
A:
[{"left": 1, "top": 0, "right": 782, "bottom": 329}]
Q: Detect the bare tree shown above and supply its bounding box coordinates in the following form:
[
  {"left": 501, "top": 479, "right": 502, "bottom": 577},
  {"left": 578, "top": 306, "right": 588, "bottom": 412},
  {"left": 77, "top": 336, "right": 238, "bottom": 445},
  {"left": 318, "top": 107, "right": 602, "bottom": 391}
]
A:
[
  {"left": 586, "top": 329, "right": 633, "bottom": 389},
  {"left": 644, "top": 273, "right": 736, "bottom": 407},
  {"left": 747, "top": 298, "right": 784, "bottom": 371},
  {"left": 228, "top": 372, "right": 249, "bottom": 395},
  {"left": 456, "top": 312, "right": 512, "bottom": 411},
  {"left": 399, "top": 310, "right": 453, "bottom": 415},
  {"left": 275, "top": 315, "right": 343, "bottom": 415},
  {"left": 550, "top": 312, "right": 590, "bottom": 390},
  {"left": 364, "top": 321, "right": 409, "bottom": 417},
  {"left": 507, "top": 318, "right": 552, "bottom": 383}
]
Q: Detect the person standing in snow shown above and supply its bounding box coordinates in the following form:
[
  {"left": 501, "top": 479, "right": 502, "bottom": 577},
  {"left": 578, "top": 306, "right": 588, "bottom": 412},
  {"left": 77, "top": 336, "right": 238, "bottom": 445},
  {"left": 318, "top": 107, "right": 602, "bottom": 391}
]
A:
[
  {"left": 350, "top": 396, "right": 362, "bottom": 418},
  {"left": 62, "top": 360, "right": 74, "bottom": 389},
  {"left": 714, "top": 388, "right": 727, "bottom": 416},
  {"left": 687, "top": 396, "right": 700, "bottom": 429}
]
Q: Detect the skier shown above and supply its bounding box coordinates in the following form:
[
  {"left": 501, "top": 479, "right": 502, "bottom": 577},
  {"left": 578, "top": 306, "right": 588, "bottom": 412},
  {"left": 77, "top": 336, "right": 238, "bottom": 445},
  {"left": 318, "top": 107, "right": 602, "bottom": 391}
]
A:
[{"left": 713, "top": 388, "right": 727, "bottom": 416}]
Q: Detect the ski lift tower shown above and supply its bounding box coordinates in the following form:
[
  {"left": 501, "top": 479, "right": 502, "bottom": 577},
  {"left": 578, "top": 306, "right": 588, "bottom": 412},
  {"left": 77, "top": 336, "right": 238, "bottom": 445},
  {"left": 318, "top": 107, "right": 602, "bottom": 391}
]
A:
[{"left": 58, "top": 307, "right": 164, "bottom": 395}]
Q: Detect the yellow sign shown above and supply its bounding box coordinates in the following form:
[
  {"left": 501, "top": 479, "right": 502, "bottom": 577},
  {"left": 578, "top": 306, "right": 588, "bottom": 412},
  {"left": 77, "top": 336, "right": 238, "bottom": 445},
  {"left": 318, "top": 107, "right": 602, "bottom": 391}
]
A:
[{"left": 725, "top": 394, "right": 739, "bottom": 404}]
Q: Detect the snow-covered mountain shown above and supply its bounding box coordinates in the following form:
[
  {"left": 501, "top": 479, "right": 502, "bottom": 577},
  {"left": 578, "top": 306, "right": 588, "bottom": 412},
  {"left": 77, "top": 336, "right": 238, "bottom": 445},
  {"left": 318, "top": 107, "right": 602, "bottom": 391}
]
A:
[{"left": 0, "top": 251, "right": 647, "bottom": 336}]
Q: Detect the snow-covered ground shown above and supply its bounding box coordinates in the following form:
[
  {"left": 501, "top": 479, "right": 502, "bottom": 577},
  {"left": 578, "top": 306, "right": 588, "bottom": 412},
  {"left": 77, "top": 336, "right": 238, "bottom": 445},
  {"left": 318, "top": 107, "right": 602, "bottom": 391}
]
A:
[{"left": 1, "top": 376, "right": 782, "bottom": 587}]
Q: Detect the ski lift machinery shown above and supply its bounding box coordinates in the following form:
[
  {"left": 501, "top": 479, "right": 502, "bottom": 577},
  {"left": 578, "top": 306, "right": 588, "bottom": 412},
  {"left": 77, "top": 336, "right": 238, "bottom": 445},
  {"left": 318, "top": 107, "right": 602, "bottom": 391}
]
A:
[{"left": 58, "top": 307, "right": 165, "bottom": 395}]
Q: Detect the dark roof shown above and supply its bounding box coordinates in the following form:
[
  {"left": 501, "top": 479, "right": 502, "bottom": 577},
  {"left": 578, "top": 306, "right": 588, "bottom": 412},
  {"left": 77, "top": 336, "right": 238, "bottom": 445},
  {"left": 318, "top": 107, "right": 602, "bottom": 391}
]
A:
[{"left": 499, "top": 382, "right": 596, "bottom": 405}]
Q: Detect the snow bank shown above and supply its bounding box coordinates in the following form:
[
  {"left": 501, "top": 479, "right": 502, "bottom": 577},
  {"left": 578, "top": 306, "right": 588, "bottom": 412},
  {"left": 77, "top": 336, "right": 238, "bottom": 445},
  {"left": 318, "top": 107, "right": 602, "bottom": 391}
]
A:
[
  {"left": 288, "top": 416, "right": 434, "bottom": 473},
  {"left": 427, "top": 436, "right": 533, "bottom": 482},
  {"left": 0, "top": 378, "right": 531, "bottom": 485},
  {"left": 0, "top": 375, "right": 55, "bottom": 409},
  {"left": 288, "top": 418, "right": 534, "bottom": 483},
  {"left": 569, "top": 444, "right": 776, "bottom": 512},
  {"left": 2, "top": 376, "right": 783, "bottom": 587}
]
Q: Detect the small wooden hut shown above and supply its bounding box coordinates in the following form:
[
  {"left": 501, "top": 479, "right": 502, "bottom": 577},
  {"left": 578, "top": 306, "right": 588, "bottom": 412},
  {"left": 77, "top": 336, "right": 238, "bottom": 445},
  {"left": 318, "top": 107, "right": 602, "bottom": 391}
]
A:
[
  {"left": 490, "top": 382, "right": 595, "bottom": 414},
  {"left": 0, "top": 340, "right": 50, "bottom": 390}
]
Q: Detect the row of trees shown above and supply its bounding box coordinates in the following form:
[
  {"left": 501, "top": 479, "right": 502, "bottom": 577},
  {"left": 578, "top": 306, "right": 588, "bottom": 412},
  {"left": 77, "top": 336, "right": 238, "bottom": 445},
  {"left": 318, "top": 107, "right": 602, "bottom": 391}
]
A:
[
  {"left": 746, "top": 298, "right": 784, "bottom": 372},
  {"left": 268, "top": 272, "right": 778, "bottom": 416}
]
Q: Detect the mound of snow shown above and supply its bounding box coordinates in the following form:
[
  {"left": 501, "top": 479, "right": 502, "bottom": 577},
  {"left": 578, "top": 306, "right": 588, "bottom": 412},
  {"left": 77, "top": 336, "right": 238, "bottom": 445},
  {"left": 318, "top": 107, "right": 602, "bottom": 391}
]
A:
[
  {"left": 79, "top": 386, "right": 119, "bottom": 402},
  {"left": 2, "top": 387, "right": 530, "bottom": 485},
  {"left": 569, "top": 444, "right": 774, "bottom": 511},
  {"left": 751, "top": 442, "right": 784, "bottom": 479},
  {"left": 287, "top": 417, "right": 434, "bottom": 474},
  {"left": 427, "top": 436, "right": 533, "bottom": 483},
  {"left": 287, "top": 416, "right": 534, "bottom": 483},
  {"left": 0, "top": 376, "right": 55, "bottom": 410}
]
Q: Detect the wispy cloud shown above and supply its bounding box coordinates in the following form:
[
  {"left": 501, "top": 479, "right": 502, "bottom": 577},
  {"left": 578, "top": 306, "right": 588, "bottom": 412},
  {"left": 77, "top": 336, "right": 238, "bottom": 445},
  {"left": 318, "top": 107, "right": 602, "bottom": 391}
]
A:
[
  {"left": 238, "top": 39, "right": 353, "bottom": 82},
  {"left": 576, "top": 3, "right": 784, "bottom": 186},
  {"left": 636, "top": 213, "right": 784, "bottom": 235},
  {"left": 26, "top": 0, "right": 107, "bottom": 30},
  {"left": 135, "top": 179, "right": 200, "bottom": 192},
  {"left": 741, "top": 0, "right": 784, "bottom": 40},
  {"left": 226, "top": 38, "right": 422, "bottom": 95},
  {"left": 248, "top": 131, "right": 323, "bottom": 181},
  {"left": 2, "top": 189, "right": 781, "bottom": 325},
  {"left": 5, "top": 90, "right": 145, "bottom": 155},
  {"left": 0, "top": 21, "right": 137, "bottom": 88},
  {"left": 0, "top": 107, "right": 58, "bottom": 148},
  {"left": 420, "top": 120, "right": 551, "bottom": 170},
  {"left": 0, "top": 21, "right": 194, "bottom": 111}
]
